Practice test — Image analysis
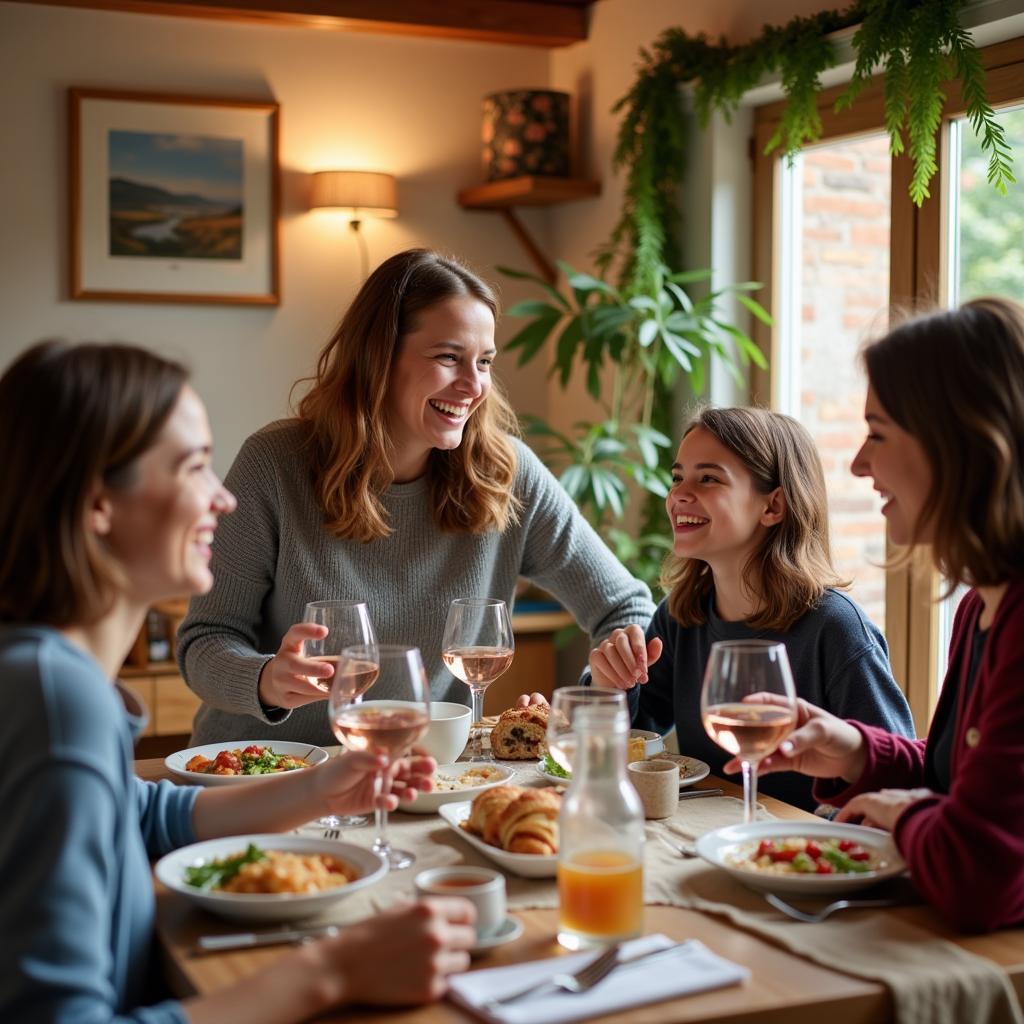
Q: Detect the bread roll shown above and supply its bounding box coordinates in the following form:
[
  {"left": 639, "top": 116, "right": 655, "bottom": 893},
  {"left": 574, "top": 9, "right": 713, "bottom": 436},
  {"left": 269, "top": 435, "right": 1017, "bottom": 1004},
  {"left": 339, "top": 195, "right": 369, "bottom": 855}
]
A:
[{"left": 490, "top": 704, "right": 550, "bottom": 760}]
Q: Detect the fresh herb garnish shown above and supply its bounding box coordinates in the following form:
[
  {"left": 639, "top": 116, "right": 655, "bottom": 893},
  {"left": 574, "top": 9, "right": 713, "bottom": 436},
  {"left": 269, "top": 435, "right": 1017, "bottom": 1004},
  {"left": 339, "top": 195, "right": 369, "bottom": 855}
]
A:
[
  {"left": 542, "top": 753, "right": 570, "bottom": 779},
  {"left": 184, "top": 843, "right": 267, "bottom": 890}
]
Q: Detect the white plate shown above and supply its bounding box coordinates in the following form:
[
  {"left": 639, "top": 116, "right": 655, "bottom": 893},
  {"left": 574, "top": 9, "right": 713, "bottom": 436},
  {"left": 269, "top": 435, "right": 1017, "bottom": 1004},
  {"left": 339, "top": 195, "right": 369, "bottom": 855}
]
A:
[
  {"left": 155, "top": 834, "right": 386, "bottom": 922},
  {"left": 164, "top": 741, "right": 329, "bottom": 786},
  {"left": 438, "top": 801, "right": 557, "bottom": 878},
  {"left": 471, "top": 916, "right": 524, "bottom": 954},
  {"left": 398, "top": 763, "right": 516, "bottom": 814},
  {"left": 696, "top": 821, "right": 907, "bottom": 896},
  {"left": 536, "top": 753, "right": 711, "bottom": 790}
]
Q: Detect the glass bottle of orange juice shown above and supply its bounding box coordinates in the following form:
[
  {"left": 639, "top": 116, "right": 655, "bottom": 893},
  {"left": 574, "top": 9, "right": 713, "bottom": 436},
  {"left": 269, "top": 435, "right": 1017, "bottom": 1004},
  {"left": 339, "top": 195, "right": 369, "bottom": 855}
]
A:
[{"left": 556, "top": 703, "right": 644, "bottom": 949}]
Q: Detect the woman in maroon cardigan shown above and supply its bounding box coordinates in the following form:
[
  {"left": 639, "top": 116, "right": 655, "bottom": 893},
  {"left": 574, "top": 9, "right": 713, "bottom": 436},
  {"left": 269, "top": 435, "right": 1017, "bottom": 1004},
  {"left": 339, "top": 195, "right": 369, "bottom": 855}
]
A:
[{"left": 740, "top": 297, "right": 1024, "bottom": 933}]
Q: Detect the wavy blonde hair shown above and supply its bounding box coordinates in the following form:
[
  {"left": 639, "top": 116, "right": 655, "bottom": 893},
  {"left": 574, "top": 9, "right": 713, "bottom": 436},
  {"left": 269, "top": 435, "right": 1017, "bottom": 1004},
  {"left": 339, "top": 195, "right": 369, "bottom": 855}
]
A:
[
  {"left": 296, "top": 249, "right": 520, "bottom": 542},
  {"left": 661, "top": 407, "right": 846, "bottom": 632},
  {"left": 864, "top": 297, "right": 1024, "bottom": 588}
]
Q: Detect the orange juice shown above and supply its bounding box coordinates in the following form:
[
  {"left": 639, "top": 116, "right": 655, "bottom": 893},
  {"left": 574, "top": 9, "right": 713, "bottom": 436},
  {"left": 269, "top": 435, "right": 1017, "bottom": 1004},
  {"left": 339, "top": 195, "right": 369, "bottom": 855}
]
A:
[{"left": 557, "top": 850, "right": 642, "bottom": 946}]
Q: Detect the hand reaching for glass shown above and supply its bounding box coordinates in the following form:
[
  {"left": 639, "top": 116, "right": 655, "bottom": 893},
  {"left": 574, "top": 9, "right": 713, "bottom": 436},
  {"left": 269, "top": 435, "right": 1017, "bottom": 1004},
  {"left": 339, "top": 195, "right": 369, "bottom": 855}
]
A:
[
  {"left": 722, "top": 694, "right": 868, "bottom": 785},
  {"left": 258, "top": 621, "right": 338, "bottom": 709},
  {"left": 588, "top": 624, "right": 664, "bottom": 688}
]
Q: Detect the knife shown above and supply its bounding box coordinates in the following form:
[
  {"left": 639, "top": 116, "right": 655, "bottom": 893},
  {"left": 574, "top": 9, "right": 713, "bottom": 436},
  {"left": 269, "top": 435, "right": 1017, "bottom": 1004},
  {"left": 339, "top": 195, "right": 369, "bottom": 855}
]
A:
[
  {"left": 197, "top": 923, "right": 340, "bottom": 952},
  {"left": 677, "top": 787, "right": 723, "bottom": 799}
]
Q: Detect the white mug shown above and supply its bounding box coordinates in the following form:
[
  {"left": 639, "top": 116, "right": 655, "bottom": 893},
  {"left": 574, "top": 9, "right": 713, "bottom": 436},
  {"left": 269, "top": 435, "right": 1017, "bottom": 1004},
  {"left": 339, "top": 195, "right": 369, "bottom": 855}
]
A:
[{"left": 414, "top": 865, "right": 506, "bottom": 937}]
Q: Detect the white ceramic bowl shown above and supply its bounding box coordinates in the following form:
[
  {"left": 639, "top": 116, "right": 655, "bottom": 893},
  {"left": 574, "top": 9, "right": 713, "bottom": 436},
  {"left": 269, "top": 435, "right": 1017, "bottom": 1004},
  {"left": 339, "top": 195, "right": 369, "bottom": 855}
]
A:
[
  {"left": 164, "top": 741, "right": 329, "bottom": 787},
  {"left": 696, "top": 821, "right": 907, "bottom": 896},
  {"left": 421, "top": 701, "right": 472, "bottom": 764},
  {"left": 155, "top": 834, "right": 387, "bottom": 922},
  {"left": 398, "top": 762, "right": 516, "bottom": 814},
  {"left": 630, "top": 728, "right": 666, "bottom": 757}
]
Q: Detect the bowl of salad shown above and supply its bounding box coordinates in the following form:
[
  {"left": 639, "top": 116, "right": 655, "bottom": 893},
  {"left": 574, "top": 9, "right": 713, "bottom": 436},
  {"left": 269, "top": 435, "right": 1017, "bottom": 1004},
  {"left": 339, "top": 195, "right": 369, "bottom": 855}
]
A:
[
  {"left": 165, "top": 741, "right": 329, "bottom": 786},
  {"left": 696, "top": 821, "right": 907, "bottom": 895}
]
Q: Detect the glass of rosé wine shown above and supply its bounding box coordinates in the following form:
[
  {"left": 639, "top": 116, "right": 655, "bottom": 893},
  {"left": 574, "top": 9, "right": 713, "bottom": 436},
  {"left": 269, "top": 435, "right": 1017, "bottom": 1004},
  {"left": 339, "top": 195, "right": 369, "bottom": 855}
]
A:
[
  {"left": 700, "top": 640, "right": 797, "bottom": 824},
  {"left": 442, "top": 598, "right": 515, "bottom": 762},
  {"left": 305, "top": 600, "right": 378, "bottom": 830},
  {"left": 329, "top": 644, "right": 430, "bottom": 870}
]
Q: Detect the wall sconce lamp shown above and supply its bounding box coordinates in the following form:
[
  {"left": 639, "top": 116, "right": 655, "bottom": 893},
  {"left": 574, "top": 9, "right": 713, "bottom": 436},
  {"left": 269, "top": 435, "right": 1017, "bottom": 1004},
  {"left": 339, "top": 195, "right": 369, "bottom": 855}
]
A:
[{"left": 309, "top": 170, "right": 398, "bottom": 279}]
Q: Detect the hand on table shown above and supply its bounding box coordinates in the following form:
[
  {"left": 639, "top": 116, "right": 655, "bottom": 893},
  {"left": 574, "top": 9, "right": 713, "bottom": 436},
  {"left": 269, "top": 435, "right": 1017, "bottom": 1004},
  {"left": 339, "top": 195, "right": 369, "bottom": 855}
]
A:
[
  {"left": 317, "top": 899, "right": 477, "bottom": 1005},
  {"left": 258, "top": 623, "right": 335, "bottom": 709},
  {"left": 589, "top": 625, "right": 663, "bottom": 689},
  {"left": 836, "top": 787, "right": 934, "bottom": 831}
]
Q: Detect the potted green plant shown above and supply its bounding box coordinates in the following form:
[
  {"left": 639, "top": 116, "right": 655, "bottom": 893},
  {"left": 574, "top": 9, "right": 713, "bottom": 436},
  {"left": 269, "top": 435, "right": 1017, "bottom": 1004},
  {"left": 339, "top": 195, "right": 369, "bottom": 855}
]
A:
[{"left": 501, "top": 260, "right": 770, "bottom": 590}]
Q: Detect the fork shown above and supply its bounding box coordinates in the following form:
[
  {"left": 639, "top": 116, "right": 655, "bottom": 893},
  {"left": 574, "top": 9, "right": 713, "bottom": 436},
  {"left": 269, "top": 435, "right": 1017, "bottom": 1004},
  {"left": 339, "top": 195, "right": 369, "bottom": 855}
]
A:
[
  {"left": 322, "top": 828, "right": 340, "bottom": 840},
  {"left": 485, "top": 943, "right": 622, "bottom": 1008},
  {"left": 764, "top": 891, "right": 903, "bottom": 923}
]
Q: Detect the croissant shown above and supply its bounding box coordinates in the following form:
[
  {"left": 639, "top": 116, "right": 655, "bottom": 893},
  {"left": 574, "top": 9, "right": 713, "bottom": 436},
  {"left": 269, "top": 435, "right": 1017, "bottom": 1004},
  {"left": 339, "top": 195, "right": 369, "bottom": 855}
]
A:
[
  {"left": 497, "top": 788, "right": 560, "bottom": 855},
  {"left": 490, "top": 704, "right": 551, "bottom": 760},
  {"left": 464, "top": 785, "right": 522, "bottom": 846}
]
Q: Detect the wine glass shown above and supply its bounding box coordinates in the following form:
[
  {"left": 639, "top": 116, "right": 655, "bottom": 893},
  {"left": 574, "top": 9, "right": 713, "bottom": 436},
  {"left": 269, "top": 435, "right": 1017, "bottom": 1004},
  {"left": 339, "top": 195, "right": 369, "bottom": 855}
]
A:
[
  {"left": 305, "top": 599, "right": 377, "bottom": 829},
  {"left": 441, "top": 598, "right": 515, "bottom": 762},
  {"left": 546, "top": 686, "right": 628, "bottom": 776},
  {"left": 329, "top": 644, "right": 431, "bottom": 870},
  {"left": 700, "top": 640, "right": 798, "bottom": 824}
]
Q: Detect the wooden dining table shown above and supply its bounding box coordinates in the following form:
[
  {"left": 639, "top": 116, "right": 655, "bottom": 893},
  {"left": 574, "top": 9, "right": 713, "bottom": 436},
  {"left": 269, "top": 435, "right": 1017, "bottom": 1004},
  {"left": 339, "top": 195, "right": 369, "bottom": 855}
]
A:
[{"left": 138, "top": 756, "right": 1024, "bottom": 1023}]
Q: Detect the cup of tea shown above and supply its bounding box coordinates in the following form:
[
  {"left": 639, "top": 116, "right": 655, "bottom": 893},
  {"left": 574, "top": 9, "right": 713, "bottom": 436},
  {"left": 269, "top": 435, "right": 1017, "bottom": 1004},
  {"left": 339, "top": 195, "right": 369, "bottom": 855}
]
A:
[
  {"left": 414, "top": 865, "right": 506, "bottom": 938},
  {"left": 627, "top": 759, "right": 679, "bottom": 819}
]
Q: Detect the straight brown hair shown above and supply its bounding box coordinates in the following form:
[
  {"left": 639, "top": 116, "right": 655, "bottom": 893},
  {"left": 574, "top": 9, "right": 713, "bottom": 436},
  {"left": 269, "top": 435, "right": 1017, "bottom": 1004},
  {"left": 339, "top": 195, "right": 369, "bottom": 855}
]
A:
[
  {"left": 864, "top": 297, "right": 1024, "bottom": 587},
  {"left": 0, "top": 341, "right": 188, "bottom": 627},
  {"left": 662, "top": 407, "right": 846, "bottom": 631},
  {"left": 296, "top": 249, "right": 520, "bottom": 542}
]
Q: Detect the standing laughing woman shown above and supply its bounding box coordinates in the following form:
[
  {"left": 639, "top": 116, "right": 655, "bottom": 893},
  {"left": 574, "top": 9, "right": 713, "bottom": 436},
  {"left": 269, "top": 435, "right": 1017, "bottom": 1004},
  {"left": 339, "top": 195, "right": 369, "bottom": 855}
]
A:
[
  {"left": 0, "top": 341, "right": 474, "bottom": 1022},
  {"left": 748, "top": 298, "right": 1024, "bottom": 932},
  {"left": 179, "top": 248, "right": 653, "bottom": 746}
]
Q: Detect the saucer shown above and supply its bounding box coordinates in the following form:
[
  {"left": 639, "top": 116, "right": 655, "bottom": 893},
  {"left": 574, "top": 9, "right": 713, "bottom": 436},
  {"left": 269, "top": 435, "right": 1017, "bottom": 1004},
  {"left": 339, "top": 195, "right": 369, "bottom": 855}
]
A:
[{"left": 471, "top": 916, "right": 524, "bottom": 954}]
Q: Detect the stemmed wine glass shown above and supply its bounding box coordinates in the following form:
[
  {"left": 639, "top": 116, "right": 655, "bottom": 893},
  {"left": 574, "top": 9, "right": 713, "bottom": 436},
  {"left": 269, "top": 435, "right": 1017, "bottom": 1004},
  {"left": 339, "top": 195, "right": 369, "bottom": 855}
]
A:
[
  {"left": 441, "top": 598, "right": 515, "bottom": 762},
  {"left": 305, "top": 599, "right": 377, "bottom": 829},
  {"left": 546, "top": 686, "right": 628, "bottom": 776},
  {"left": 329, "top": 644, "right": 431, "bottom": 870},
  {"left": 700, "top": 640, "right": 798, "bottom": 824}
]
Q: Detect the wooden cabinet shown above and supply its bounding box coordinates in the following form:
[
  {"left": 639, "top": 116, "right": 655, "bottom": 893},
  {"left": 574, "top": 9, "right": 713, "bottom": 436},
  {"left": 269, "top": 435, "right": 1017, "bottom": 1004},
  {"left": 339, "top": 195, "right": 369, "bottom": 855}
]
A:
[{"left": 118, "top": 664, "right": 201, "bottom": 738}]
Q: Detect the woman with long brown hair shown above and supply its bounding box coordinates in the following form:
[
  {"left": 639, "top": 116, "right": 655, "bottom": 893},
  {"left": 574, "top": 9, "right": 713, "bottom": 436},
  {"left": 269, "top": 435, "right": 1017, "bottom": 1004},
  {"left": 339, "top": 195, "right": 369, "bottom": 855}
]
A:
[
  {"left": 741, "top": 298, "right": 1024, "bottom": 931},
  {"left": 179, "top": 248, "right": 654, "bottom": 746},
  {"left": 0, "top": 340, "right": 474, "bottom": 1022},
  {"left": 588, "top": 407, "right": 913, "bottom": 810}
]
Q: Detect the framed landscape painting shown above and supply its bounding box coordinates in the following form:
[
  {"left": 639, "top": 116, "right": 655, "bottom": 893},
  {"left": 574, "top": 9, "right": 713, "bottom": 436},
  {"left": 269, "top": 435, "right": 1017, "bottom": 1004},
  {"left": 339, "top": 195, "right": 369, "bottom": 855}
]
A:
[{"left": 69, "top": 89, "right": 280, "bottom": 305}]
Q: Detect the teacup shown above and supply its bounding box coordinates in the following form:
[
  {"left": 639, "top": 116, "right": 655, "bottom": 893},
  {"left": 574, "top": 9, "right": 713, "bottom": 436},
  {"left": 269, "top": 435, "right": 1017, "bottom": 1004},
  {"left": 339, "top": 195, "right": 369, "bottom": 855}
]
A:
[
  {"left": 627, "top": 759, "right": 679, "bottom": 819},
  {"left": 421, "top": 701, "right": 472, "bottom": 763},
  {"left": 414, "top": 865, "right": 506, "bottom": 937}
]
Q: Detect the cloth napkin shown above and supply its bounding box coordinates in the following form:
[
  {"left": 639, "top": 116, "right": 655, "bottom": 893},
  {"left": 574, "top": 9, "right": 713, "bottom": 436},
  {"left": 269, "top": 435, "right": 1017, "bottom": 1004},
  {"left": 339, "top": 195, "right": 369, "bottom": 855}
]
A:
[{"left": 446, "top": 932, "right": 749, "bottom": 1024}]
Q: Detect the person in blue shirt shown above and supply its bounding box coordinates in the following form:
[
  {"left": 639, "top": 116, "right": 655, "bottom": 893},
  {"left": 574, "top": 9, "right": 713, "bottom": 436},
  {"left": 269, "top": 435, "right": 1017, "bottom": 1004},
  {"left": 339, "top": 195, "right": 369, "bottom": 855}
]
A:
[
  {"left": 586, "top": 407, "right": 915, "bottom": 810},
  {"left": 0, "top": 340, "right": 475, "bottom": 1024}
]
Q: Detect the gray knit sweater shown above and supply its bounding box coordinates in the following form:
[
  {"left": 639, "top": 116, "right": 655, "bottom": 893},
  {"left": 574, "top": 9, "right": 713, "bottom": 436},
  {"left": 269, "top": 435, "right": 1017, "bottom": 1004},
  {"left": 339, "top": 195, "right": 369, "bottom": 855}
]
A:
[{"left": 178, "top": 420, "right": 655, "bottom": 746}]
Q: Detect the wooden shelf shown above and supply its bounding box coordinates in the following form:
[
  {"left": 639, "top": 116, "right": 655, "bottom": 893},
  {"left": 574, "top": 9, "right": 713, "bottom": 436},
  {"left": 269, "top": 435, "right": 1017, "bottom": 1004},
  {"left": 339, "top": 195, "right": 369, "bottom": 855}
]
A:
[
  {"left": 458, "top": 176, "right": 601, "bottom": 209},
  {"left": 457, "top": 176, "right": 601, "bottom": 284}
]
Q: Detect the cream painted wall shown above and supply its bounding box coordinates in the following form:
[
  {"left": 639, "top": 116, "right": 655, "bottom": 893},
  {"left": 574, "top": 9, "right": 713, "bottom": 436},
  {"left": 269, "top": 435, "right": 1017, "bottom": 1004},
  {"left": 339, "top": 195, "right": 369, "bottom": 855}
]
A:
[{"left": 0, "top": 1, "right": 553, "bottom": 472}]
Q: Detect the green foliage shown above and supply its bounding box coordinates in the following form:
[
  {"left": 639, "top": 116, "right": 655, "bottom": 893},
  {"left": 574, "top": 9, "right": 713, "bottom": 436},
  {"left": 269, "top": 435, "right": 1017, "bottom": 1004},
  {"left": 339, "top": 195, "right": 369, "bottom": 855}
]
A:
[
  {"left": 502, "top": 262, "right": 769, "bottom": 589},
  {"left": 607, "top": 0, "right": 1012, "bottom": 291}
]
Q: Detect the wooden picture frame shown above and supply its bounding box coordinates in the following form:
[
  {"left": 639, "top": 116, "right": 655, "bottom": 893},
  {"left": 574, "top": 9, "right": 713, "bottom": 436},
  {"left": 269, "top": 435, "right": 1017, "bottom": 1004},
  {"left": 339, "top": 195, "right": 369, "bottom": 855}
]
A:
[{"left": 69, "top": 88, "right": 280, "bottom": 305}]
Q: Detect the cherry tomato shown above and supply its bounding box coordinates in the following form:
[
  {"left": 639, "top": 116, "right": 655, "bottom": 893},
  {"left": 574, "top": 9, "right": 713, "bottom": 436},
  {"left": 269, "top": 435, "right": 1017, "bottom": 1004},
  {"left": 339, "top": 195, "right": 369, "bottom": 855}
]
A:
[
  {"left": 816, "top": 861, "right": 834, "bottom": 874},
  {"left": 769, "top": 848, "right": 800, "bottom": 862},
  {"left": 838, "top": 839, "right": 857, "bottom": 852},
  {"left": 850, "top": 850, "right": 871, "bottom": 862},
  {"left": 214, "top": 750, "right": 242, "bottom": 773},
  {"left": 805, "top": 841, "right": 822, "bottom": 858},
  {"left": 757, "top": 840, "right": 776, "bottom": 857},
  {"left": 243, "top": 745, "right": 265, "bottom": 756}
]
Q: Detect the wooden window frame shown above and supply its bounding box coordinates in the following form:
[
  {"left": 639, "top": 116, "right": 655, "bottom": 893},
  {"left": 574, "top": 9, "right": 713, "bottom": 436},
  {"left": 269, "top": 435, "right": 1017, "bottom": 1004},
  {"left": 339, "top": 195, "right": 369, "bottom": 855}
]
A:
[{"left": 750, "top": 36, "right": 1024, "bottom": 731}]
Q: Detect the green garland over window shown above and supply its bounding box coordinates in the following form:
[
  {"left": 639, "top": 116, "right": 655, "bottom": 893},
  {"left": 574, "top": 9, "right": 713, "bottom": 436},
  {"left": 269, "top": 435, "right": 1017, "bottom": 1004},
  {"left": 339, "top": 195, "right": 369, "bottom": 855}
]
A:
[{"left": 601, "top": 0, "right": 1015, "bottom": 293}]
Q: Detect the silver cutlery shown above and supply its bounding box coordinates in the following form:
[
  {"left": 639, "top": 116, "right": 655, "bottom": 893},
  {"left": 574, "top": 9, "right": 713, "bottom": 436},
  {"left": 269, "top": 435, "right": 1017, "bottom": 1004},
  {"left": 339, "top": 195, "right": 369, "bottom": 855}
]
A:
[
  {"left": 651, "top": 830, "right": 697, "bottom": 858},
  {"left": 322, "top": 828, "right": 340, "bottom": 840},
  {"left": 197, "top": 924, "right": 340, "bottom": 952},
  {"left": 485, "top": 941, "right": 693, "bottom": 1008},
  {"left": 678, "top": 787, "right": 723, "bottom": 800},
  {"left": 764, "top": 891, "right": 903, "bottom": 923}
]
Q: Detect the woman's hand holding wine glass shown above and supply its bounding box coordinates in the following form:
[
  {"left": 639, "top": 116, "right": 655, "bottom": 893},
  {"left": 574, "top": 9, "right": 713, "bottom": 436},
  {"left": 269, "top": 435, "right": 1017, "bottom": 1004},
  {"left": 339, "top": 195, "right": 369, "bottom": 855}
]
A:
[
  {"left": 700, "top": 640, "right": 798, "bottom": 824},
  {"left": 442, "top": 598, "right": 514, "bottom": 762},
  {"left": 329, "top": 645, "right": 431, "bottom": 869}
]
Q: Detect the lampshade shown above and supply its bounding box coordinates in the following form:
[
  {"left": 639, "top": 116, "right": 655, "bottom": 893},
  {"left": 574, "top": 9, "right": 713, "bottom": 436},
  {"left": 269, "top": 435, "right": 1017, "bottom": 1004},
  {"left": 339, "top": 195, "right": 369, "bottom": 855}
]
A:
[{"left": 309, "top": 170, "right": 398, "bottom": 218}]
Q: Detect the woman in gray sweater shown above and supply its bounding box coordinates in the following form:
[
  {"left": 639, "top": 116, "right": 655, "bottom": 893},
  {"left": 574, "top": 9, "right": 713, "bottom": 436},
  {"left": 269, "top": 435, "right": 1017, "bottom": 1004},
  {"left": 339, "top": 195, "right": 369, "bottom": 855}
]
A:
[{"left": 179, "top": 249, "right": 654, "bottom": 746}]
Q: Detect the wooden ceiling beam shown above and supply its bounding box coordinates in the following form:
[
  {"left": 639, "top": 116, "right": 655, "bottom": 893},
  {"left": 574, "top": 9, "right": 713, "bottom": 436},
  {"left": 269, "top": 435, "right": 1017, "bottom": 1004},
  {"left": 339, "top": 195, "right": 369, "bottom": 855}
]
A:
[{"left": 22, "top": 0, "right": 591, "bottom": 46}]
